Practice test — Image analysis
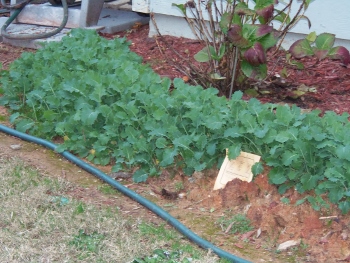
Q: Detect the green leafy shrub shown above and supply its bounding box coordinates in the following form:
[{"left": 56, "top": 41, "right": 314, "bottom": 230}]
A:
[
  {"left": 154, "top": 0, "right": 313, "bottom": 96},
  {"left": 1, "top": 29, "right": 350, "bottom": 213},
  {"left": 0, "top": 29, "right": 234, "bottom": 180}
]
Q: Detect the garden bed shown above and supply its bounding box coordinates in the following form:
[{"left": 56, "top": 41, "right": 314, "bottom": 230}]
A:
[{"left": 1, "top": 24, "right": 350, "bottom": 263}]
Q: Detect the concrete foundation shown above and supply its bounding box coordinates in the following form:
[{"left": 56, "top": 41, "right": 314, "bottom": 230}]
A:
[{"left": 149, "top": 13, "right": 195, "bottom": 40}]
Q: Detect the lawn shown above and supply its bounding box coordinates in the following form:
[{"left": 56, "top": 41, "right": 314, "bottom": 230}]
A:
[{"left": 0, "top": 157, "right": 222, "bottom": 262}]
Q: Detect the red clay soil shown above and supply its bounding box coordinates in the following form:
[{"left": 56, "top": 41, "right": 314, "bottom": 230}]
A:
[{"left": 1, "top": 24, "right": 350, "bottom": 263}]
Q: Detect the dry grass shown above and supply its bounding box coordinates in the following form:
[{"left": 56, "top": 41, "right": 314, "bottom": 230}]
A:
[{"left": 0, "top": 157, "right": 220, "bottom": 262}]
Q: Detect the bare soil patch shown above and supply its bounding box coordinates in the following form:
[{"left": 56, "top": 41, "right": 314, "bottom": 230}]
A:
[{"left": 1, "top": 24, "right": 350, "bottom": 262}]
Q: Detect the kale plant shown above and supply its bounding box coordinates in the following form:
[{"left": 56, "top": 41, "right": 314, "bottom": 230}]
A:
[{"left": 1, "top": 29, "right": 350, "bottom": 213}]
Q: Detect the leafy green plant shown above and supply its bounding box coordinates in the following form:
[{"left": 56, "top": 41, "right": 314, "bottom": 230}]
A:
[
  {"left": 74, "top": 202, "right": 85, "bottom": 214},
  {"left": 295, "top": 195, "right": 329, "bottom": 211},
  {"left": 280, "top": 197, "right": 290, "bottom": 204},
  {"left": 152, "top": 0, "right": 313, "bottom": 96},
  {"left": 289, "top": 32, "right": 350, "bottom": 64},
  {"left": 2, "top": 29, "right": 350, "bottom": 213},
  {"left": 217, "top": 213, "right": 253, "bottom": 234},
  {"left": 69, "top": 229, "right": 105, "bottom": 253}
]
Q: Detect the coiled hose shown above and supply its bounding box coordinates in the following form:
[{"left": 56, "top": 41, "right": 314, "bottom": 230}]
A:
[
  {"left": 1, "top": 0, "right": 31, "bottom": 9},
  {"left": 1, "top": 0, "right": 68, "bottom": 39},
  {"left": 0, "top": 124, "right": 251, "bottom": 263}
]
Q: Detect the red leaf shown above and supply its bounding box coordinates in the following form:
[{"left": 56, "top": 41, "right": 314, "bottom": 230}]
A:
[
  {"left": 313, "top": 49, "right": 329, "bottom": 60},
  {"left": 228, "top": 24, "right": 251, "bottom": 48},
  {"left": 256, "top": 4, "right": 274, "bottom": 24},
  {"left": 256, "top": 25, "right": 273, "bottom": 37},
  {"left": 289, "top": 39, "right": 314, "bottom": 58},
  {"left": 244, "top": 42, "right": 266, "bottom": 66},
  {"left": 328, "top": 46, "right": 350, "bottom": 65}
]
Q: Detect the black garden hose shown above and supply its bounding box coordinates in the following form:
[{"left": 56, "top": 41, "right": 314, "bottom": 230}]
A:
[
  {"left": 0, "top": 123, "right": 252, "bottom": 263},
  {"left": 1, "top": 0, "right": 68, "bottom": 39},
  {"left": 1, "top": 0, "right": 32, "bottom": 9}
]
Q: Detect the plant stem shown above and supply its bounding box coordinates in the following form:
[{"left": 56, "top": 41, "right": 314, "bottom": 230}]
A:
[{"left": 229, "top": 47, "right": 239, "bottom": 99}]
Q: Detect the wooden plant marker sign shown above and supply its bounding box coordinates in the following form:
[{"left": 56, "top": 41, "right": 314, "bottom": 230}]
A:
[{"left": 213, "top": 150, "right": 261, "bottom": 190}]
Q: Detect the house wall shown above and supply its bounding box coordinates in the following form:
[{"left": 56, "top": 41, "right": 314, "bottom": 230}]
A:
[
  {"left": 132, "top": 0, "right": 150, "bottom": 13},
  {"left": 145, "top": 0, "right": 350, "bottom": 50}
]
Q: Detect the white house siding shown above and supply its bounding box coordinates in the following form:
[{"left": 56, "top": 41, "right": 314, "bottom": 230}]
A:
[
  {"left": 132, "top": 0, "right": 150, "bottom": 13},
  {"left": 145, "top": 0, "right": 350, "bottom": 50}
]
